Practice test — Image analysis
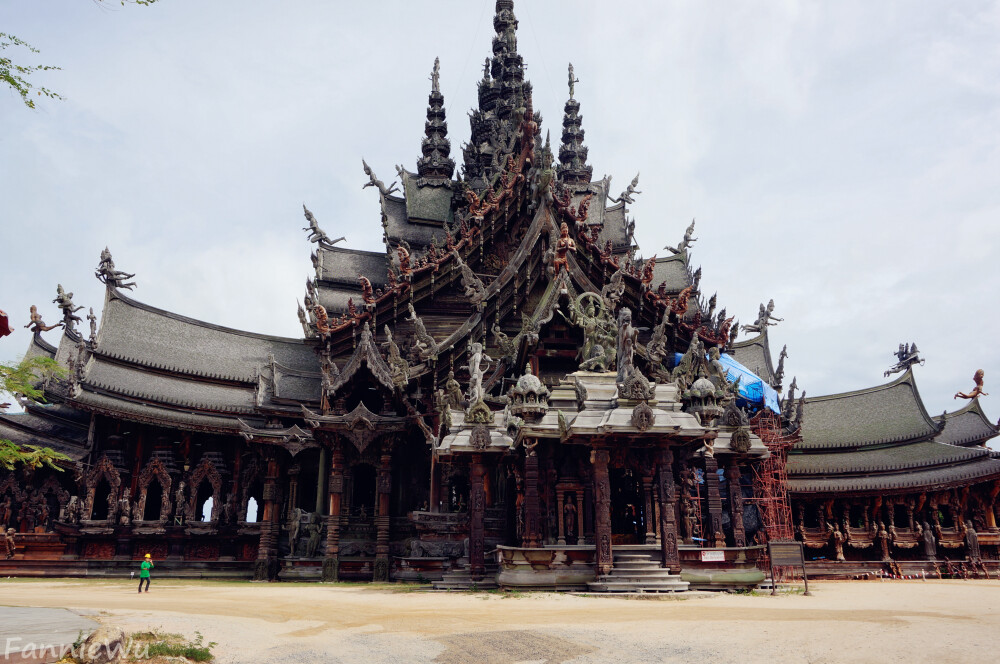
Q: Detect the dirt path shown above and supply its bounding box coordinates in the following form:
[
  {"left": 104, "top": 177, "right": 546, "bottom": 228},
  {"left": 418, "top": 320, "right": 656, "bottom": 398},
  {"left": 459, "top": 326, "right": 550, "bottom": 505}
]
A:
[{"left": 1, "top": 579, "right": 997, "bottom": 663}]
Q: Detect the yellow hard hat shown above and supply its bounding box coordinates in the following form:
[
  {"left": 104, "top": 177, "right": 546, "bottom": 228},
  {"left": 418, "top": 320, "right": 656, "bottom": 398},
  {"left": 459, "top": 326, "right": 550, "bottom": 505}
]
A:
[{"left": 144, "top": 553, "right": 151, "bottom": 558}]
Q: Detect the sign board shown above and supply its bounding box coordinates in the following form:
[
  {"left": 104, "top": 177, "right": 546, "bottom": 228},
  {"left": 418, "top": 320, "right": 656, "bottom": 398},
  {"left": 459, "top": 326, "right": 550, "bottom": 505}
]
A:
[
  {"left": 768, "top": 541, "right": 805, "bottom": 566},
  {"left": 700, "top": 550, "right": 726, "bottom": 562},
  {"left": 766, "top": 541, "right": 811, "bottom": 596}
]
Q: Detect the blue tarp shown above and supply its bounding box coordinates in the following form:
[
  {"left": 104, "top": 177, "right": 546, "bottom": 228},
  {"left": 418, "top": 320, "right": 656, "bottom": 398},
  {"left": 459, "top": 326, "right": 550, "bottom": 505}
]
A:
[{"left": 672, "top": 352, "right": 781, "bottom": 414}]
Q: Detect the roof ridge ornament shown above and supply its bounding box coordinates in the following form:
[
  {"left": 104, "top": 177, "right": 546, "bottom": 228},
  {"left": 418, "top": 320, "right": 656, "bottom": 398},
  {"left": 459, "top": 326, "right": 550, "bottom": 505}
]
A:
[
  {"left": 96, "top": 247, "right": 137, "bottom": 290},
  {"left": 607, "top": 173, "right": 641, "bottom": 205},
  {"left": 24, "top": 304, "right": 62, "bottom": 334},
  {"left": 53, "top": 284, "right": 84, "bottom": 334},
  {"left": 301, "top": 204, "right": 344, "bottom": 249},
  {"left": 954, "top": 369, "right": 987, "bottom": 401},
  {"left": 741, "top": 298, "right": 782, "bottom": 335},
  {"left": 362, "top": 159, "right": 400, "bottom": 198},
  {"left": 666, "top": 219, "right": 697, "bottom": 255},
  {"left": 884, "top": 342, "right": 924, "bottom": 377}
]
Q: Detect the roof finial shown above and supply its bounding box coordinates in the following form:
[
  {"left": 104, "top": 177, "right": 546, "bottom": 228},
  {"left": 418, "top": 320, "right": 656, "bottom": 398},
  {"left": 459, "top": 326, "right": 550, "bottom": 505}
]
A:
[
  {"left": 568, "top": 62, "right": 579, "bottom": 100},
  {"left": 430, "top": 57, "right": 440, "bottom": 94},
  {"left": 96, "top": 247, "right": 137, "bottom": 291}
]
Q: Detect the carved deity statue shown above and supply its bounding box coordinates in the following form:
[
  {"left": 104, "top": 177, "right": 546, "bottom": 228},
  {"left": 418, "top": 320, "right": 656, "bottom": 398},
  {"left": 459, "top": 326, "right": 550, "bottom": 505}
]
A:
[
  {"left": 616, "top": 308, "right": 638, "bottom": 383},
  {"left": 174, "top": 481, "right": 187, "bottom": 521},
  {"left": 954, "top": 369, "right": 988, "bottom": 401},
  {"left": 564, "top": 500, "right": 578, "bottom": 542},
  {"left": 465, "top": 342, "right": 494, "bottom": 405},
  {"left": 964, "top": 520, "right": 981, "bottom": 561},
  {"left": 0, "top": 496, "right": 12, "bottom": 527},
  {"left": 306, "top": 520, "right": 323, "bottom": 558},
  {"left": 64, "top": 495, "right": 80, "bottom": 525},
  {"left": 288, "top": 508, "right": 304, "bottom": 556},
  {"left": 553, "top": 222, "right": 576, "bottom": 275},
  {"left": 444, "top": 370, "right": 464, "bottom": 409},
  {"left": 53, "top": 285, "right": 84, "bottom": 332},
  {"left": 608, "top": 173, "right": 641, "bottom": 205},
  {"left": 829, "top": 523, "right": 846, "bottom": 561},
  {"left": 676, "top": 219, "right": 697, "bottom": 253},
  {"left": 562, "top": 292, "right": 616, "bottom": 372},
  {"left": 921, "top": 520, "right": 936, "bottom": 560},
  {"left": 24, "top": 305, "right": 61, "bottom": 333},
  {"left": 118, "top": 488, "right": 132, "bottom": 527},
  {"left": 362, "top": 158, "right": 399, "bottom": 197},
  {"left": 95, "top": 247, "right": 137, "bottom": 290},
  {"left": 3, "top": 529, "right": 14, "bottom": 559}
]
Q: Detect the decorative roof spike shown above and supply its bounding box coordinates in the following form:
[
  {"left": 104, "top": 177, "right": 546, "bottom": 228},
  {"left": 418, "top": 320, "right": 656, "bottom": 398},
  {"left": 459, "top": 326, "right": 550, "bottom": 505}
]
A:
[
  {"left": 302, "top": 205, "right": 344, "bottom": 248},
  {"left": 52, "top": 284, "right": 84, "bottom": 333},
  {"left": 95, "top": 247, "right": 137, "bottom": 290},
  {"left": 417, "top": 57, "right": 455, "bottom": 180},
  {"left": 557, "top": 62, "right": 593, "bottom": 185}
]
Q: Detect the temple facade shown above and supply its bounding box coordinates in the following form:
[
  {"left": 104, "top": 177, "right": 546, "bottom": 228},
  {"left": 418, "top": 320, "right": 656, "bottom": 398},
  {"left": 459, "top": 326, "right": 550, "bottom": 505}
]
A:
[{"left": 2, "top": 1, "right": 997, "bottom": 588}]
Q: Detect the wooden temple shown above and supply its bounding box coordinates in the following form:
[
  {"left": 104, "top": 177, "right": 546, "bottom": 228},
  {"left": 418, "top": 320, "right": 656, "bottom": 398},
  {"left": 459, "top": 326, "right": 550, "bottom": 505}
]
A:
[{"left": 2, "top": 0, "right": 998, "bottom": 588}]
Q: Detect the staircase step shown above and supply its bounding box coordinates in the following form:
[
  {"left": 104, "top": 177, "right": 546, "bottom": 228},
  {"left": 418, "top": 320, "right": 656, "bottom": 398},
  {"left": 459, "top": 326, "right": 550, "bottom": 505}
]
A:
[{"left": 588, "top": 579, "right": 690, "bottom": 593}]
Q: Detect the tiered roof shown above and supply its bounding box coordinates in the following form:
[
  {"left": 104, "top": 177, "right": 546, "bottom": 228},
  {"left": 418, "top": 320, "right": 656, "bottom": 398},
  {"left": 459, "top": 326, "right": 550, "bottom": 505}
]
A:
[{"left": 787, "top": 370, "right": 1000, "bottom": 494}]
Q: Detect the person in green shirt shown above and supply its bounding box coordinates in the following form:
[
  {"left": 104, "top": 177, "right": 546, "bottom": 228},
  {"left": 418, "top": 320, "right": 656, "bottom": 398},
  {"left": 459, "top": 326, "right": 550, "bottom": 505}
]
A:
[{"left": 138, "top": 553, "right": 154, "bottom": 593}]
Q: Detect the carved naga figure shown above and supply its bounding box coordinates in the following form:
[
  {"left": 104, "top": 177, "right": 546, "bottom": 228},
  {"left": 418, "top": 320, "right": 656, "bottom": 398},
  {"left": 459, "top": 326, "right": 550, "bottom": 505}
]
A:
[
  {"left": 95, "top": 247, "right": 137, "bottom": 290},
  {"left": 954, "top": 370, "right": 988, "bottom": 400},
  {"left": 358, "top": 275, "right": 375, "bottom": 305}
]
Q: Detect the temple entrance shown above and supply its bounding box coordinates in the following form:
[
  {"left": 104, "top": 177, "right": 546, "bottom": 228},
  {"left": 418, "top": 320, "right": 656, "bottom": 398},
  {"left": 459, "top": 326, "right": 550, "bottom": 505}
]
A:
[
  {"left": 143, "top": 481, "right": 164, "bottom": 521},
  {"left": 351, "top": 464, "right": 376, "bottom": 520},
  {"left": 91, "top": 479, "right": 112, "bottom": 521},
  {"left": 610, "top": 468, "right": 645, "bottom": 544}
]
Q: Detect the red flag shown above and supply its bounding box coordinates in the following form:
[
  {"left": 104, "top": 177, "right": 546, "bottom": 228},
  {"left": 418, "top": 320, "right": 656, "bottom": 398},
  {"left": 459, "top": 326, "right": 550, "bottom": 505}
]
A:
[{"left": 0, "top": 309, "right": 12, "bottom": 338}]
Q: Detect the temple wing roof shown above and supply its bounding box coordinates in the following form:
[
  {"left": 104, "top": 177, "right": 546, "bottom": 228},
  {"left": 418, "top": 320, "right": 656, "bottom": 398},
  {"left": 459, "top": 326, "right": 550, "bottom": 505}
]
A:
[
  {"left": 933, "top": 399, "right": 999, "bottom": 447},
  {"left": 786, "top": 447, "right": 1000, "bottom": 494},
  {"left": 796, "top": 369, "right": 939, "bottom": 450},
  {"left": 650, "top": 252, "right": 692, "bottom": 293},
  {"left": 0, "top": 406, "right": 90, "bottom": 460},
  {"left": 729, "top": 330, "right": 776, "bottom": 385},
  {"left": 97, "top": 289, "right": 317, "bottom": 382}
]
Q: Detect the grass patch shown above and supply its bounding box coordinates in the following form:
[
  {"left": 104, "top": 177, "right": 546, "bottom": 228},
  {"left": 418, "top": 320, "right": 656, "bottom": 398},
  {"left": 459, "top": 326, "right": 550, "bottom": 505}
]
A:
[{"left": 131, "top": 629, "right": 216, "bottom": 662}]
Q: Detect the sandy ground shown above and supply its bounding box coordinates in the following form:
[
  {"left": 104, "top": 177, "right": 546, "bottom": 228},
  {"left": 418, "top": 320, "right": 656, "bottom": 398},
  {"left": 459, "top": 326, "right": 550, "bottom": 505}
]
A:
[{"left": 1, "top": 578, "right": 998, "bottom": 664}]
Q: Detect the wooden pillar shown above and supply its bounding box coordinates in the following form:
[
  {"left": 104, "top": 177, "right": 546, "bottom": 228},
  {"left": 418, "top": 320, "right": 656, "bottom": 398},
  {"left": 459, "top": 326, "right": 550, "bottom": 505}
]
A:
[
  {"left": 556, "top": 488, "right": 566, "bottom": 545},
  {"left": 523, "top": 441, "right": 542, "bottom": 548},
  {"left": 429, "top": 452, "right": 440, "bottom": 513},
  {"left": 374, "top": 444, "right": 393, "bottom": 581},
  {"left": 315, "top": 446, "right": 328, "bottom": 516},
  {"left": 703, "top": 444, "right": 724, "bottom": 548},
  {"left": 657, "top": 447, "right": 680, "bottom": 572},
  {"left": 286, "top": 466, "right": 300, "bottom": 521},
  {"left": 254, "top": 455, "right": 281, "bottom": 581},
  {"left": 726, "top": 461, "right": 746, "bottom": 547},
  {"left": 322, "top": 443, "right": 344, "bottom": 581},
  {"left": 642, "top": 475, "right": 656, "bottom": 545},
  {"left": 469, "top": 454, "right": 487, "bottom": 580},
  {"left": 592, "top": 448, "right": 613, "bottom": 576},
  {"left": 576, "top": 491, "right": 585, "bottom": 545}
]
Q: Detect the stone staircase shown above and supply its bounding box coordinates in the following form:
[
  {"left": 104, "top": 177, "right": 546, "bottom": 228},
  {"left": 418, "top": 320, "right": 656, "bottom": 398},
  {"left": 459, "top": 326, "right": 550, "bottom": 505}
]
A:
[
  {"left": 587, "top": 549, "right": 690, "bottom": 593},
  {"left": 432, "top": 563, "right": 499, "bottom": 590}
]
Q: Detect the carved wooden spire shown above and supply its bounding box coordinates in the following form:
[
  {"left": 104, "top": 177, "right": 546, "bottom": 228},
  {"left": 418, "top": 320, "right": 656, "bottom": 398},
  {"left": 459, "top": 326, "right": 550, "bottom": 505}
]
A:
[
  {"left": 417, "top": 57, "right": 455, "bottom": 180},
  {"left": 557, "top": 63, "right": 592, "bottom": 185}
]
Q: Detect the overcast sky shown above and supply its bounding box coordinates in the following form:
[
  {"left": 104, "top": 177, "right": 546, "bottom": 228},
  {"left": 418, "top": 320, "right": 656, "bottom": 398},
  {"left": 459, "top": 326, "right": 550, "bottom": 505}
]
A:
[{"left": 2, "top": 0, "right": 998, "bottom": 428}]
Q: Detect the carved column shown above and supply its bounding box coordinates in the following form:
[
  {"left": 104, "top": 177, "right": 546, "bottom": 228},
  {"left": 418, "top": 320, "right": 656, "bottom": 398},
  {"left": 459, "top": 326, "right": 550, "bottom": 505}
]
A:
[
  {"left": 254, "top": 455, "right": 281, "bottom": 581},
  {"left": 322, "top": 442, "right": 344, "bottom": 581},
  {"left": 523, "top": 441, "right": 542, "bottom": 548},
  {"left": 726, "top": 461, "right": 746, "bottom": 547},
  {"left": 315, "top": 446, "right": 328, "bottom": 516},
  {"left": 703, "top": 439, "right": 724, "bottom": 548},
  {"left": 592, "top": 448, "right": 613, "bottom": 576},
  {"left": 470, "top": 454, "right": 487, "bottom": 580},
  {"left": 642, "top": 475, "right": 656, "bottom": 545},
  {"left": 374, "top": 443, "right": 393, "bottom": 581},
  {"left": 657, "top": 447, "right": 680, "bottom": 572}
]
